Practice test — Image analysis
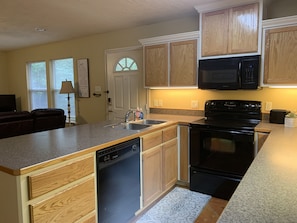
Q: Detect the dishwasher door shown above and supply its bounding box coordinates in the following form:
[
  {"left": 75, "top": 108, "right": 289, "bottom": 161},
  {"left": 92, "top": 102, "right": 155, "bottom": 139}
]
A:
[{"left": 96, "top": 138, "right": 140, "bottom": 223}]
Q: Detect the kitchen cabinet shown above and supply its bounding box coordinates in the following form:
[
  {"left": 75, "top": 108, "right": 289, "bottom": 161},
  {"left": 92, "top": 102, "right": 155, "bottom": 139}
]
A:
[
  {"left": 2, "top": 153, "right": 96, "bottom": 223},
  {"left": 200, "top": 3, "right": 259, "bottom": 57},
  {"left": 178, "top": 125, "right": 189, "bottom": 183},
  {"left": 142, "top": 125, "right": 177, "bottom": 207},
  {"left": 140, "top": 31, "right": 198, "bottom": 87},
  {"left": 170, "top": 40, "right": 197, "bottom": 86},
  {"left": 144, "top": 44, "right": 168, "bottom": 87},
  {"left": 263, "top": 24, "right": 297, "bottom": 85}
]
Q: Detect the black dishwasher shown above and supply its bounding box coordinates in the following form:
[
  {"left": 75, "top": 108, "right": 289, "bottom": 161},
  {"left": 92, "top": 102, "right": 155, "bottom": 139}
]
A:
[{"left": 96, "top": 138, "right": 140, "bottom": 223}]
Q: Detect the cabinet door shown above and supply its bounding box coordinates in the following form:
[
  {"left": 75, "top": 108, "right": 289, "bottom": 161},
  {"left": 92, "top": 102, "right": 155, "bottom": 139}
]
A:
[
  {"left": 179, "top": 125, "right": 189, "bottom": 183},
  {"left": 142, "top": 145, "right": 163, "bottom": 207},
  {"left": 30, "top": 178, "right": 95, "bottom": 223},
  {"left": 201, "top": 9, "right": 229, "bottom": 56},
  {"left": 144, "top": 44, "right": 168, "bottom": 87},
  {"left": 170, "top": 40, "right": 197, "bottom": 86},
  {"left": 162, "top": 139, "right": 178, "bottom": 191},
  {"left": 228, "top": 3, "right": 259, "bottom": 54},
  {"left": 264, "top": 25, "right": 297, "bottom": 84}
]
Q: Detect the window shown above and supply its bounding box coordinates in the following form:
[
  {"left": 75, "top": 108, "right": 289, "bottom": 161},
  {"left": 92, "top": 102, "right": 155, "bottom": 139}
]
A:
[
  {"left": 115, "top": 57, "right": 138, "bottom": 71},
  {"left": 52, "top": 58, "right": 76, "bottom": 122},
  {"left": 27, "top": 61, "right": 48, "bottom": 109},
  {"left": 27, "top": 58, "right": 76, "bottom": 122}
]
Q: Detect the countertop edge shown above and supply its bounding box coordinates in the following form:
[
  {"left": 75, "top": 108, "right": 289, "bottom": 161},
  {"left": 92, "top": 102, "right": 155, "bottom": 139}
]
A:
[{"left": 1, "top": 114, "right": 202, "bottom": 176}]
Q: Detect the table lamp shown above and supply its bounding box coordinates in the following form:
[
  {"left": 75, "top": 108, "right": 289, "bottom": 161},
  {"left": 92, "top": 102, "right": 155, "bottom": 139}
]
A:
[{"left": 60, "top": 80, "right": 75, "bottom": 124}]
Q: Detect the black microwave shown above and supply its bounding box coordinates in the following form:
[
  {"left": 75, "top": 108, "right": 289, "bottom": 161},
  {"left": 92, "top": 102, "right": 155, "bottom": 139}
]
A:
[{"left": 198, "top": 55, "right": 260, "bottom": 90}]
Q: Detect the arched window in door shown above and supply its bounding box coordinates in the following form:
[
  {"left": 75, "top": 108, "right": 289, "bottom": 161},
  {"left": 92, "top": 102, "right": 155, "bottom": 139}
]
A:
[{"left": 115, "top": 57, "right": 138, "bottom": 72}]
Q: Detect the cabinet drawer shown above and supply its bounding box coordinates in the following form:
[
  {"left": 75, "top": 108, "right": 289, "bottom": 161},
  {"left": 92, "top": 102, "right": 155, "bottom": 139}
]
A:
[
  {"left": 163, "top": 126, "right": 177, "bottom": 142},
  {"left": 28, "top": 156, "right": 94, "bottom": 199},
  {"left": 142, "top": 131, "right": 162, "bottom": 151},
  {"left": 30, "top": 178, "right": 95, "bottom": 223}
]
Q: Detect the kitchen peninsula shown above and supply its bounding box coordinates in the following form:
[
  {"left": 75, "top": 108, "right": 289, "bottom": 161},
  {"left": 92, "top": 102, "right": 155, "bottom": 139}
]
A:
[
  {"left": 2, "top": 114, "right": 297, "bottom": 222},
  {"left": 218, "top": 122, "right": 297, "bottom": 222},
  {"left": 0, "top": 114, "right": 199, "bottom": 223}
]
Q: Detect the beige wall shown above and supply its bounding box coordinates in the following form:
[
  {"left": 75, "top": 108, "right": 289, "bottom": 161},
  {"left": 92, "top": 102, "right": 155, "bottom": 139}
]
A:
[
  {"left": 2, "top": 0, "right": 297, "bottom": 123},
  {"left": 267, "top": 0, "right": 297, "bottom": 18},
  {"left": 149, "top": 88, "right": 297, "bottom": 114},
  {"left": 0, "top": 51, "right": 9, "bottom": 93},
  {"left": 4, "top": 16, "right": 198, "bottom": 124}
]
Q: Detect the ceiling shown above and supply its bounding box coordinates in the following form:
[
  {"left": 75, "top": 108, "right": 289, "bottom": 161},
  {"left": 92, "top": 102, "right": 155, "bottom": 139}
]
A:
[{"left": 0, "top": 0, "right": 223, "bottom": 51}]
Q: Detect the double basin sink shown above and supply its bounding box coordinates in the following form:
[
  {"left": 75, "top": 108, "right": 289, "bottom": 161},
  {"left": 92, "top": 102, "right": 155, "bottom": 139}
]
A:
[{"left": 106, "top": 119, "right": 167, "bottom": 130}]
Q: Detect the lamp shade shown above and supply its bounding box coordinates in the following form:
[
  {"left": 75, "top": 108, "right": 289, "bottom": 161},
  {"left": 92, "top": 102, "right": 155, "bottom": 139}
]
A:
[{"left": 60, "top": 81, "right": 75, "bottom": 94}]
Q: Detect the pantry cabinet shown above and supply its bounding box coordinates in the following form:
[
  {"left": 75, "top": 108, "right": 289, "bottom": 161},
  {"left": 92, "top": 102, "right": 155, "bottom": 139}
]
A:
[
  {"left": 200, "top": 3, "right": 259, "bottom": 57},
  {"left": 140, "top": 32, "right": 198, "bottom": 87},
  {"left": 141, "top": 125, "right": 177, "bottom": 207},
  {"left": 263, "top": 24, "right": 297, "bottom": 85}
]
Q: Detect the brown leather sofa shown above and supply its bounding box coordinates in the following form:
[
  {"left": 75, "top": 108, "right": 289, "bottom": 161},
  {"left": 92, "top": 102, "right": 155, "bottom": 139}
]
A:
[{"left": 0, "top": 108, "right": 66, "bottom": 139}]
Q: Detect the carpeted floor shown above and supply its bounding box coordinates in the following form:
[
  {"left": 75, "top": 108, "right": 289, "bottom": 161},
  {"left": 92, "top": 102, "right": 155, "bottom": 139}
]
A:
[{"left": 136, "top": 187, "right": 211, "bottom": 223}]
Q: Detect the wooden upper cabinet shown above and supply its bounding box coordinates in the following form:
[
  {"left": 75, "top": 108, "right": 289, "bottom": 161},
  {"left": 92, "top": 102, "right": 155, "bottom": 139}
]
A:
[
  {"left": 264, "top": 25, "right": 297, "bottom": 84},
  {"left": 141, "top": 32, "right": 198, "bottom": 87},
  {"left": 228, "top": 3, "right": 259, "bottom": 54},
  {"left": 170, "top": 40, "right": 197, "bottom": 86},
  {"left": 145, "top": 44, "right": 168, "bottom": 87},
  {"left": 201, "top": 3, "right": 259, "bottom": 57},
  {"left": 201, "top": 9, "right": 229, "bottom": 56}
]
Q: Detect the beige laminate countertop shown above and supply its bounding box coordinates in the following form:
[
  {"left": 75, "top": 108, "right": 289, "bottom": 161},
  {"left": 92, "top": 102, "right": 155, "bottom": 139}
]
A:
[
  {"left": 0, "top": 114, "right": 202, "bottom": 176},
  {"left": 218, "top": 122, "right": 297, "bottom": 222}
]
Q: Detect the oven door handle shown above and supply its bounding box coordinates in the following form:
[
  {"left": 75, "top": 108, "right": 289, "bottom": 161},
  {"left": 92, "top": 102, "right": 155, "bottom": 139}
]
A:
[{"left": 192, "top": 127, "right": 254, "bottom": 136}]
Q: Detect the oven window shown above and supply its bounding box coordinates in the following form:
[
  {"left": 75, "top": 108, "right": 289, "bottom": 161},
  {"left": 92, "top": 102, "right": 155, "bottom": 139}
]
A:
[
  {"left": 204, "top": 138, "right": 235, "bottom": 153},
  {"left": 198, "top": 130, "right": 254, "bottom": 177}
]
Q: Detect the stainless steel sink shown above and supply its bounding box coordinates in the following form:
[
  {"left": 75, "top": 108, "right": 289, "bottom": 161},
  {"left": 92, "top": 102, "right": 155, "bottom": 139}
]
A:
[
  {"left": 135, "top": 119, "right": 167, "bottom": 125},
  {"left": 104, "top": 119, "right": 166, "bottom": 131},
  {"left": 122, "top": 123, "right": 151, "bottom": 130},
  {"left": 105, "top": 122, "right": 151, "bottom": 130}
]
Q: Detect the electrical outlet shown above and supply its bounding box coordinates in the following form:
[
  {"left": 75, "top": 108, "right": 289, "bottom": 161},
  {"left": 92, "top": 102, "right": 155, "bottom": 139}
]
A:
[
  {"left": 265, "top": 102, "right": 272, "bottom": 111},
  {"left": 191, "top": 100, "right": 198, "bottom": 109},
  {"left": 153, "top": 99, "right": 159, "bottom": 107},
  {"left": 158, "top": 99, "right": 163, "bottom": 107}
]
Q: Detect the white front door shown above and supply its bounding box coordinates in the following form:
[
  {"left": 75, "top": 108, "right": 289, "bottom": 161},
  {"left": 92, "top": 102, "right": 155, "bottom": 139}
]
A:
[{"left": 106, "top": 47, "right": 146, "bottom": 122}]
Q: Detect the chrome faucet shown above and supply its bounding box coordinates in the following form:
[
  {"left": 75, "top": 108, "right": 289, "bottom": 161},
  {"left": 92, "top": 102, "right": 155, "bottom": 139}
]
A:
[{"left": 124, "top": 110, "right": 135, "bottom": 123}]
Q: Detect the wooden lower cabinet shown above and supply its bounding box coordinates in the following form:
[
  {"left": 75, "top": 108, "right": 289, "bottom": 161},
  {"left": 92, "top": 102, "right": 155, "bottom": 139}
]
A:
[
  {"left": 179, "top": 125, "right": 189, "bottom": 183},
  {"left": 20, "top": 153, "right": 96, "bottom": 223},
  {"left": 163, "top": 138, "right": 178, "bottom": 190},
  {"left": 142, "top": 126, "right": 178, "bottom": 208},
  {"left": 142, "top": 145, "right": 163, "bottom": 207},
  {"left": 30, "top": 178, "right": 95, "bottom": 223}
]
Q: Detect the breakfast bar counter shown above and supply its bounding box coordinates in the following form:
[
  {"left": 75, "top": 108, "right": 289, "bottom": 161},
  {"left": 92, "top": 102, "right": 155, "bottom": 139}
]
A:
[
  {"left": 0, "top": 114, "right": 201, "bottom": 175},
  {"left": 218, "top": 122, "right": 297, "bottom": 222}
]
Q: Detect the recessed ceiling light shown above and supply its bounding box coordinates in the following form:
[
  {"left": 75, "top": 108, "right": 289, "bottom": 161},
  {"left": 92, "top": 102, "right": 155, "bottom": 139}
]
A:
[{"left": 35, "top": 27, "right": 47, "bottom": 32}]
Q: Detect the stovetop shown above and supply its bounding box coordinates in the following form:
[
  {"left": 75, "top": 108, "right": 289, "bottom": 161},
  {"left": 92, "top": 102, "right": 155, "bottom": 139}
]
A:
[{"left": 191, "top": 100, "right": 262, "bottom": 130}]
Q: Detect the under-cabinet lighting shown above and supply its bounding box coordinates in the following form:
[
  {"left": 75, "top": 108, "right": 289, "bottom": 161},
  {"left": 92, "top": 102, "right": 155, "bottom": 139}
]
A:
[
  {"left": 149, "top": 86, "right": 198, "bottom": 90},
  {"left": 268, "top": 86, "right": 297, "bottom": 89}
]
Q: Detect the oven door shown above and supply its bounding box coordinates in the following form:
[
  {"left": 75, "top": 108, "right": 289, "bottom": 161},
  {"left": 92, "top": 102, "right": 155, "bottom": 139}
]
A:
[{"left": 190, "top": 125, "right": 255, "bottom": 177}]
